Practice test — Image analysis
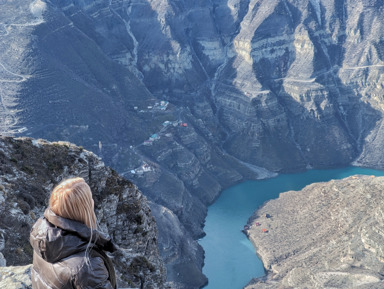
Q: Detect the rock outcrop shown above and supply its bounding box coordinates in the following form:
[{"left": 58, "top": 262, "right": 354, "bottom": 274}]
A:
[
  {"left": 0, "top": 265, "right": 32, "bottom": 289},
  {"left": 245, "top": 175, "right": 384, "bottom": 288},
  {"left": 0, "top": 136, "right": 166, "bottom": 288}
]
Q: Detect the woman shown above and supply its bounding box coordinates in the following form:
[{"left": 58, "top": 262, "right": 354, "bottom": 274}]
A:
[{"left": 30, "top": 177, "right": 117, "bottom": 289}]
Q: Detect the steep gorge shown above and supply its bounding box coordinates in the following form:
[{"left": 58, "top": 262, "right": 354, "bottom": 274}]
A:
[{"left": 2, "top": 0, "right": 384, "bottom": 288}]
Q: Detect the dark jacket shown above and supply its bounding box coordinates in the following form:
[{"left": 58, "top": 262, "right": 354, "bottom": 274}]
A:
[{"left": 30, "top": 209, "right": 117, "bottom": 289}]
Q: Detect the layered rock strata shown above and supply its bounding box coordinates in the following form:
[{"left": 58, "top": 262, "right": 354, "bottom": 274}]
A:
[
  {"left": 0, "top": 136, "right": 166, "bottom": 289},
  {"left": 245, "top": 175, "right": 384, "bottom": 289}
]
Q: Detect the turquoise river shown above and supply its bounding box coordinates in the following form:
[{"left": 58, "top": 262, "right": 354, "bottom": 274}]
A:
[{"left": 199, "top": 167, "right": 384, "bottom": 289}]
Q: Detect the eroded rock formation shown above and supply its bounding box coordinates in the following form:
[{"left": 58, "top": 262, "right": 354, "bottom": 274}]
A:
[
  {"left": 245, "top": 175, "right": 384, "bottom": 288},
  {"left": 0, "top": 136, "right": 166, "bottom": 288}
]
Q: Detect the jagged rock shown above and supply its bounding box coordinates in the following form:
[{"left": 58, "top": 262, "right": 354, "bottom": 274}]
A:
[
  {"left": 245, "top": 175, "right": 384, "bottom": 288},
  {"left": 0, "top": 265, "right": 32, "bottom": 289},
  {"left": 0, "top": 136, "right": 166, "bottom": 288}
]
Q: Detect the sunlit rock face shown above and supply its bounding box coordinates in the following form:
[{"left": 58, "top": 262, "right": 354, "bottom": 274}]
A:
[
  {"left": 2, "top": 0, "right": 384, "bottom": 288},
  {"left": 245, "top": 175, "right": 384, "bottom": 289}
]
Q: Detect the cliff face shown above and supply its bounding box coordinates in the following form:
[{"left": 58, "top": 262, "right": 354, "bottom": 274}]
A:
[
  {"left": 245, "top": 175, "right": 384, "bottom": 289},
  {"left": 2, "top": 0, "right": 384, "bottom": 287},
  {"left": 0, "top": 136, "right": 166, "bottom": 289}
]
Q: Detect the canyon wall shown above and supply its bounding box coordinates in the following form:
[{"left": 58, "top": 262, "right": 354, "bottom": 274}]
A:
[{"left": 2, "top": 0, "right": 384, "bottom": 287}]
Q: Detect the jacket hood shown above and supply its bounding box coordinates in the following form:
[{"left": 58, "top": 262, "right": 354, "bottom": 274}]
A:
[{"left": 30, "top": 209, "right": 116, "bottom": 263}]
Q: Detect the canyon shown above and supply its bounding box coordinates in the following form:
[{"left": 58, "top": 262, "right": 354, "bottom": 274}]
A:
[{"left": 2, "top": 0, "right": 384, "bottom": 288}]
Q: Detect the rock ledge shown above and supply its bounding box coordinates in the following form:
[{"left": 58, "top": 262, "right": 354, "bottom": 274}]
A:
[{"left": 0, "top": 136, "right": 166, "bottom": 288}]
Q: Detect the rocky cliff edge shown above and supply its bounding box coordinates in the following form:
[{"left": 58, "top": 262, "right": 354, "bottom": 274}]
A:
[{"left": 0, "top": 136, "right": 166, "bottom": 289}]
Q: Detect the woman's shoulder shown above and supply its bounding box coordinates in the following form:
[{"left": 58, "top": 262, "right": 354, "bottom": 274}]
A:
[
  {"left": 70, "top": 253, "right": 113, "bottom": 289},
  {"left": 30, "top": 217, "right": 89, "bottom": 263}
]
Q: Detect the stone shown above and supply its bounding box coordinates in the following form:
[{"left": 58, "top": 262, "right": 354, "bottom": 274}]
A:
[
  {"left": 0, "top": 252, "right": 6, "bottom": 267},
  {"left": 0, "top": 265, "right": 32, "bottom": 289}
]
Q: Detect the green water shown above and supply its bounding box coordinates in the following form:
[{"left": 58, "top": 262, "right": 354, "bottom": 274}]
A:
[{"left": 199, "top": 167, "right": 384, "bottom": 289}]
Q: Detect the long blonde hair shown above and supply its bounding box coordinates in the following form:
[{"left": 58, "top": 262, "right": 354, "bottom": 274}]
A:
[{"left": 49, "top": 177, "right": 97, "bottom": 230}]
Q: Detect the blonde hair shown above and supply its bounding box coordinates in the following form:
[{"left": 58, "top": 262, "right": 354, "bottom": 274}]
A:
[{"left": 50, "top": 177, "right": 97, "bottom": 230}]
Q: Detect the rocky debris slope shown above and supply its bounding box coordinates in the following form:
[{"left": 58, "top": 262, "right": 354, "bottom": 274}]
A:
[
  {"left": 245, "top": 175, "right": 384, "bottom": 289},
  {"left": 0, "top": 136, "right": 166, "bottom": 289}
]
